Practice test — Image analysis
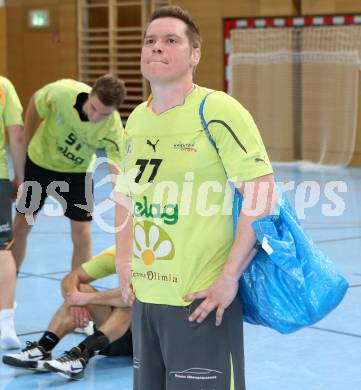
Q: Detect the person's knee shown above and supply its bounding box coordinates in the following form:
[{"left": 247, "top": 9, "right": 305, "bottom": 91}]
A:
[{"left": 59, "top": 304, "right": 76, "bottom": 328}]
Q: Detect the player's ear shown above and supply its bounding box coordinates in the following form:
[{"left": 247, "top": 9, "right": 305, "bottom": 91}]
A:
[{"left": 191, "top": 47, "right": 201, "bottom": 67}]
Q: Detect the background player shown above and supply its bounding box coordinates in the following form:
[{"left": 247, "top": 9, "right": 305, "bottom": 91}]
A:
[
  {"left": 0, "top": 75, "right": 25, "bottom": 350},
  {"left": 12, "top": 74, "right": 125, "bottom": 271}
]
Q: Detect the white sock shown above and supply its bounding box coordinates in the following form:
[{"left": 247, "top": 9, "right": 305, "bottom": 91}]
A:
[{"left": 0, "top": 308, "right": 21, "bottom": 350}]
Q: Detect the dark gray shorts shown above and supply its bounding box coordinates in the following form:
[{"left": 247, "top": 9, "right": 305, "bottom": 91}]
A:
[
  {"left": 0, "top": 179, "right": 13, "bottom": 250},
  {"left": 132, "top": 298, "right": 245, "bottom": 390}
]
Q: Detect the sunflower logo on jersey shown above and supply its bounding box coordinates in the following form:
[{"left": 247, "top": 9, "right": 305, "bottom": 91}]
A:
[{"left": 133, "top": 221, "right": 175, "bottom": 266}]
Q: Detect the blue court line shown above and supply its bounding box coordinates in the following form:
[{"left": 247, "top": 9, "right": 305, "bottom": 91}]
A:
[
  {"left": 18, "top": 271, "right": 110, "bottom": 291},
  {"left": 306, "top": 225, "right": 361, "bottom": 230},
  {"left": 25, "top": 232, "right": 361, "bottom": 241},
  {"left": 18, "top": 327, "right": 361, "bottom": 340},
  {"left": 315, "top": 235, "right": 361, "bottom": 244},
  {"left": 19, "top": 270, "right": 361, "bottom": 290},
  {"left": 17, "top": 330, "right": 92, "bottom": 337},
  {"left": 29, "top": 231, "right": 109, "bottom": 235},
  {"left": 18, "top": 271, "right": 65, "bottom": 283},
  {"left": 40, "top": 270, "right": 69, "bottom": 276},
  {"left": 303, "top": 221, "right": 361, "bottom": 226},
  {"left": 309, "top": 326, "right": 361, "bottom": 339},
  {"left": 17, "top": 326, "right": 361, "bottom": 340},
  {"left": 17, "top": 330, "right": 46, "bottom": 337}
]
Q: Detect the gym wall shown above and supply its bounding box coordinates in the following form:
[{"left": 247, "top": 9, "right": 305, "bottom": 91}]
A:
[
  {"left": 177, "top": 0, "right": 361, "bottom": 166},
  {"left": 0, "top": 1, "right": 6, "bottom": 75},
  {"left": 2, "top": 0, "right": 361, "bottom": 165},
  {"left": 4, "top": 0, "right": 78, "bottom": 107},
  {"left": 176, "top": 0, "right": 298, "bottom": 91}
]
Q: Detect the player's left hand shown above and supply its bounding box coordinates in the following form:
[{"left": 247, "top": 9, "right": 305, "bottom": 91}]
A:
[
  {"left": 118, "top": 261, "right": 135, "bottom": 307},
  {"left": 183, "top": 272, "right": 239, "bottom": 326}
]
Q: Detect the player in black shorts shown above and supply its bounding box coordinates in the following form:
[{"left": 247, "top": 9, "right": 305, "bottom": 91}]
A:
[
  {"left": 3, "top": 246, "right": 132, "bottom": 380},
  {"left": 12, "top": 75, "right": 125, "bottom": 271}
]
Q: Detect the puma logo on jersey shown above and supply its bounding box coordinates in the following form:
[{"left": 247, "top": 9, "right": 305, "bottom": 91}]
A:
[
  {"left": 254, "top": 156, "right": 267, "bottom": 165},
  {"left": 147, "top": 139, "right": 159, "bottom": 152}
]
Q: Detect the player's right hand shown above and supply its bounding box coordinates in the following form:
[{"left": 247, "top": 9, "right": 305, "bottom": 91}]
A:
[{"left": 117, "top": 261, "right": 135, "bottom": 306}]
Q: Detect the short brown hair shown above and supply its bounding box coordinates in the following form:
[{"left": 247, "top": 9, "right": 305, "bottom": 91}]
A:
[
  {"left": 146, "top": 5, "right": 201, "bottom": 49},
  {"left": 91, "top": 74, "right": 126, "bottom": 108}
]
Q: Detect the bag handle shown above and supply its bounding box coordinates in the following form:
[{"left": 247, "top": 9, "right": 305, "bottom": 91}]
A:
[{"left": 199, "top": 92, "right": 266, "bottom": 250}]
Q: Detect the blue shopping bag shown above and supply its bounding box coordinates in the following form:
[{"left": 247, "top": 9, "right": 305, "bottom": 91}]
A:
[{"left": 199, "top": 92, "right": 349, "bottom": 334}]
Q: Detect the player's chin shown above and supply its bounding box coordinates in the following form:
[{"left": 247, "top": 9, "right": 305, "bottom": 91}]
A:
[
  {"left": 143, "top": 66, "right": 168, "bottom": 77},
  {"left": 144, "top": 73, "right": 174, "bottom": 85}
]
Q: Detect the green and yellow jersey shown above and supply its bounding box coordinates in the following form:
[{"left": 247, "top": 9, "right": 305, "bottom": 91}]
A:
[
  {"left": 117, "top": 85, "right": 273, "bottom": 306},
  {"left": 0, "top": 76, "right": 24, "bottom": 179},
  {"left": 81, "top": 245, "right": 116, "bottom": 280},
  {"left": 28, "top": 79, "right": 123, "bottom": 173}
]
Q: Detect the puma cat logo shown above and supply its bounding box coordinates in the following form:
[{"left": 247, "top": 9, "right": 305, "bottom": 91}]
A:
[{"left": 147, "top": 139, "right": 159, "bottom": 152}]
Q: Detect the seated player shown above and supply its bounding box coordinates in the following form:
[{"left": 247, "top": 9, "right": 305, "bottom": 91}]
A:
[{"left": 2, "top": 246, "right": 132, "bottom": 380}]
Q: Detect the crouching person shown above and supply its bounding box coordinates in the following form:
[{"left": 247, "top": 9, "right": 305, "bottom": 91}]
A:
[{"left": 3, "top": 246, "right": 132, "bottom": 380}]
